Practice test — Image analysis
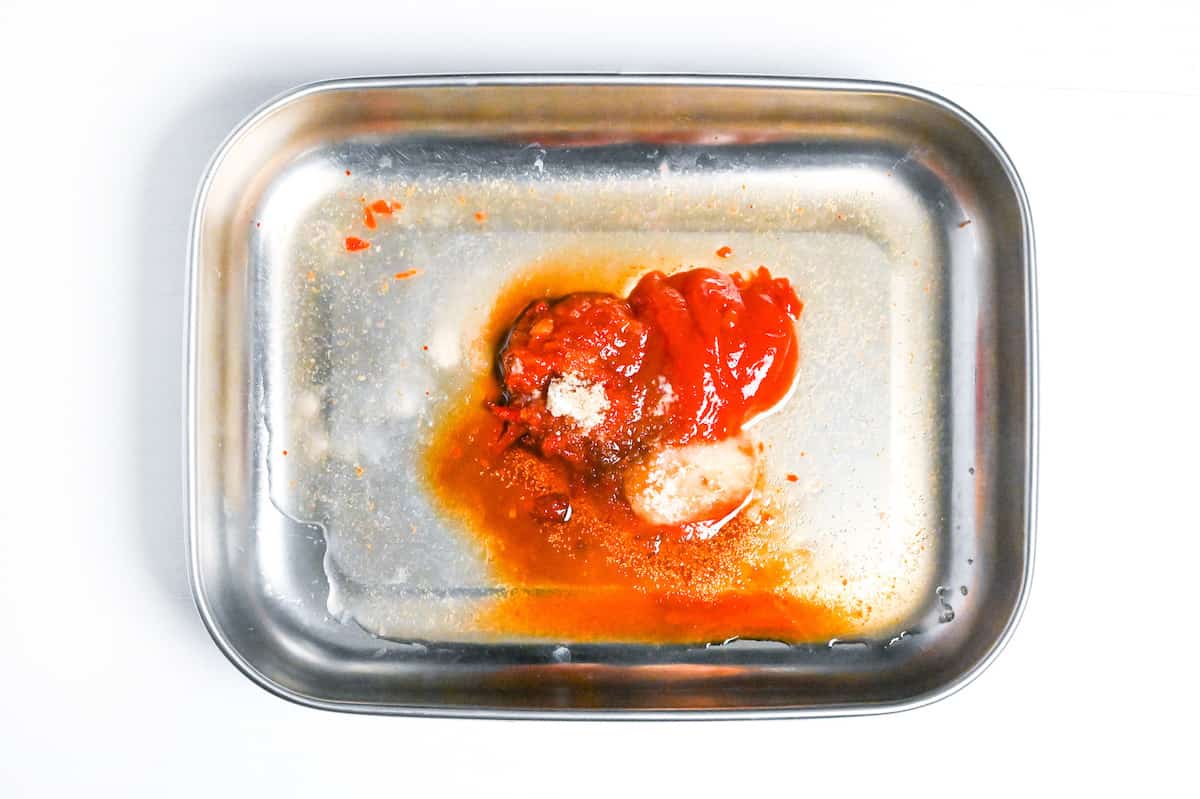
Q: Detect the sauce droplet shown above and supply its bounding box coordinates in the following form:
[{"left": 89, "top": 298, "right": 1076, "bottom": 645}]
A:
[
  {"left": 529, "top": 492, "right": 573, "bottom": 523},
  {"left": 345, "top": 237, "right": 371, "bottom": 252}
]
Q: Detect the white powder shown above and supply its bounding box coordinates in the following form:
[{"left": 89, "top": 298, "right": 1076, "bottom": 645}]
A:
[
  {"left": 623, "top": 436, "right": 758, "bottom": 527},
  {"left": 546, "top": 372, "right": 609, "bottom": 431},
  {"left": 653, "top": 376, "right": 676, "bottom": 416}
]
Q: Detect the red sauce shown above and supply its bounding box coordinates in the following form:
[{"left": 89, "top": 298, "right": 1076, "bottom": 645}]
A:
[
  {"left": 356, "top": 199, "right": 399, "bottom": 234},
  {"left": 423, "top": 261, "right": 840, "bottom": 643},
  {"left": 477, "top": 586, "right": 847, "bottom": 643},
  {"left": 490, "top": 266, "right": 801, "bottom": 468},
  {"left": 716, "top": 245, "right": 732, "bottom": 258},
  {"left": 628, "top": 267, "right": 802, "bottom": 444},
  {"left": 493, "top": 292, "right": 654, "bottom": 469},
  {"left": 429, "top": 407, "right": 851, "bottom": 642},
  {"left": 529, "top": 492, "right": 572, "bottom": 522},
  {"left": 344, "top": 236, "right": 370, "bottom": 251}
]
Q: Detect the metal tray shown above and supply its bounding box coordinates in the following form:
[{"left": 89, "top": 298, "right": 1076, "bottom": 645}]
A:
[{"left": 187, "top": 75, "right": 1036, "bottom": 717}]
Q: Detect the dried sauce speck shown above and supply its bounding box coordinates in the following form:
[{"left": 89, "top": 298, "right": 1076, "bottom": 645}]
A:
[
  {"left": 716, "top": 245, "right": 732, "bottom": 258},
  {"left": 394, "top": 269, "right": 421, "bottom": 280},
  {"left": 345, "top": 237, "right": 370, "bottom": 252},
  {"left": 786, "top": 473, "right": 799, "bottom": 482}
]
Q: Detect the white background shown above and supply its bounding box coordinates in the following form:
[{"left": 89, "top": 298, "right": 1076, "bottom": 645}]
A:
[{"left": 2, "top": 0, "right": 1197, "bottom": 794}]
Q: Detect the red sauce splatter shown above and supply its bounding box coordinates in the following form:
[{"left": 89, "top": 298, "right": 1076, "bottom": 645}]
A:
[
  {"left": 390, "top": 201, "right": 404, "bottom": 211},
  {"left": 345, "top": 169, "right": 351, "bottom": 176},
  {"left": 474, "top": 211, "right": 488, "bottom": 222},
  {"left": 363, "top": 207, "right": 377, "bottom": 229},
  {"left": 281, "top": 449, "right": 288, "bottom": 456},
  {"left": 344, "top": 237, "right": 370, "bottom": 251},
  {"left": 716, "top": 245, "right": 732, "bottom": 258},
  {"left": 370, "top": 200, "right": 392, "bottom": 215},
  {"left": 786, "top": 473, "right": 799, "bottom": 482},
  {"left": 393, "top": 269, "right": 420, "bottom": 280}
]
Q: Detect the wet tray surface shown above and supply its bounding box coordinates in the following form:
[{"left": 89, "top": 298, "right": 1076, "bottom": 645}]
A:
[{"left": 187, "top": 75, "right": 1036, "bottom": 717}]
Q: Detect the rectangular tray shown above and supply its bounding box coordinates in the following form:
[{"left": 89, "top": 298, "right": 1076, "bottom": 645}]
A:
[{"left": 187, "top": 75, "right": 1036, "bottom": 717}]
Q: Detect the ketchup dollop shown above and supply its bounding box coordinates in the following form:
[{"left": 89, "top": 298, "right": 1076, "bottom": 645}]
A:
[
  {"left": 629, "top": 266, "right": 802, "bottom": 444},
  {"left": 493, "top": 266, "right": 802, "bottom": 469}
]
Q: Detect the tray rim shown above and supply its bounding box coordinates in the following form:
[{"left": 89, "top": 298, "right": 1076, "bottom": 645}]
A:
[{"left": 185, "top": 73, "right": 1038, "bottom": 719}]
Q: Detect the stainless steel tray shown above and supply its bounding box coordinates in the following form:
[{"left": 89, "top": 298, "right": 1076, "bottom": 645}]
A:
[{"left": 187, "top": 75, "right": 1036, "bottom": 717}]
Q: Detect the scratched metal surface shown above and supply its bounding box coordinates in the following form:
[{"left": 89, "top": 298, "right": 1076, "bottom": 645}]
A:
[{"left": 188, "top": 77, "right": 1035, "bottom": 716}]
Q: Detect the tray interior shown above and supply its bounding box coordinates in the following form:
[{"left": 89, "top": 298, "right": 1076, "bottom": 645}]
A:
[{"left": 189, "top": 78, "right": 1033, "bottom": 715}]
